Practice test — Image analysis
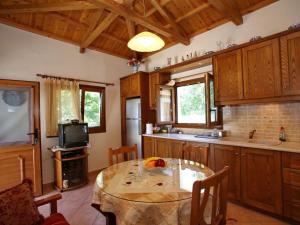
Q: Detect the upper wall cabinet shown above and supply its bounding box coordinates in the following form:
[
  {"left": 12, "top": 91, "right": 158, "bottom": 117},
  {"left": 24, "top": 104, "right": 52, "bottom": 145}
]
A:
[
  {"left": 242, "top": 39, "right": 281, "bottom": 99},
  {"left": 213, "top": 49, "right": 243, "bottom": 102},
  {"left": 156, "top": 85, "right": 175, "bottom": 125},
  {"left": 120, "top": 73, "right": 140, "bottom": 98},
  {"left": 149, "top": 72, "right": 170, "bottom": 110},
  {"left": 280, "top": 31, "right": 300, "bottom": 96}
]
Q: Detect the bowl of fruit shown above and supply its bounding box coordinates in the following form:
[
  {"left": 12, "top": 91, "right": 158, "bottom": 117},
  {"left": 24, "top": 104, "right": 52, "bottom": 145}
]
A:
[{"left": 143, "top": 157, "right": 167, "bottom": 171}]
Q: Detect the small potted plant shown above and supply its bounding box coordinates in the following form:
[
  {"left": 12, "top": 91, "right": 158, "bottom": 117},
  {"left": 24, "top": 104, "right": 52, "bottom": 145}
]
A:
[{"left": 127, "top": 58, "right": 145, "bottom": 72}]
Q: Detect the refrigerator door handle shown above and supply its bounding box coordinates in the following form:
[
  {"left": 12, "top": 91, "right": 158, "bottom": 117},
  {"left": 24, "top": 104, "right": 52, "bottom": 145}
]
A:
[{"left": 138, "top": 120, "right": 142, "bottom": 135}]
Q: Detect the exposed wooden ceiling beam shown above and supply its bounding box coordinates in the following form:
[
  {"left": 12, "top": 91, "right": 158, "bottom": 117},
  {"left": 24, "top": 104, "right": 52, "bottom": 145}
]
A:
[
  {"left": 126, "top": 19, "right": 138, "bottom": 58},
  {"left": 146, "top": 0, "right": 171, "bottom": 17},
  {"left": 150, "top": 0, "right": 187, "bottom": 38},
  {"left": 0, "top": 1, "right": 99, "bottom": 14},
  {"left": 80, "top": 9, "right": 104, "bottom": 53},
  {"left": 80, "top": 12, "right": 119, "bottom": 51},
  {"left": 87, "top": 0, "right": 190, "bottom": 45},
  {"left": 207, "top": 0, "right": 243, "bottom": 25}
]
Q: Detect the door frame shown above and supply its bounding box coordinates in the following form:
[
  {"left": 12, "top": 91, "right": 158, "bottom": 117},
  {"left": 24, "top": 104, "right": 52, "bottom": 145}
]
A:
[{"left": 0, "top": 79, "right": 42, "bottom": 195}]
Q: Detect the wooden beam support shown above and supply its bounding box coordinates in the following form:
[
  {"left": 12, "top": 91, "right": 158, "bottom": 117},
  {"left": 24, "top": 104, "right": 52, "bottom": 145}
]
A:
[
  {"left": 87, "top": 0, "right": 190, "bottom": 45},
  {"left": 80, "top": 9, "right": 104, "bottom": 53},
  {"left": 80, "top": 12, "right": 119, "bottom": 50},
  {"left": 150, "top": 0, "right": 187, "bottom": 38},
  {"left": 0, "top": 1, "right": 98, "bottom": 14},
  {"left": 126, "top": 19, "right": 138, "bottom": 58},
  {"left": 207, "top": 0, "right": 243, "bottom": 25},
  {"left": 145, "top": 0, "right": 171, "bottom": 17}
]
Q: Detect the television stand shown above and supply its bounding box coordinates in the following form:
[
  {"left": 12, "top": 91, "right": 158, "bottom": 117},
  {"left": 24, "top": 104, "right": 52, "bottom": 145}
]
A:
[{"left": 49, "top": 145, "right": 89, "bottom": 192}]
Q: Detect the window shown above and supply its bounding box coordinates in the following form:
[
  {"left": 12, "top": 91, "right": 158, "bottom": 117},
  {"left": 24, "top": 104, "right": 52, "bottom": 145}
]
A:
[
  {"left": 175, "top": 74, "right": 221, "bottom": 128},
  {"left": 80, "top": 85, "right": 106, "bottom": 133}
]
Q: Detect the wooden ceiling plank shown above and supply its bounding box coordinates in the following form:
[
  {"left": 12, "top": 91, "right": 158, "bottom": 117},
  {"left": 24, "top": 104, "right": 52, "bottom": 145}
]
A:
[
  {"left": 0, "top": 1, "right": 98, "bottom": 14},
  {"left": 80, "top": 12, "right": 119, "bottom": 50},
  {"left": 150, "top": 0, "right": 187, "bottom": 38},
  {"left": 87, "top": 0, "right": 190, "bottom": 45},
  {"left": 207, "top": 0, "right": 243, "bottom": 25},
  {"left": 176, "top": 3, "right": 210, "bottom": 23},
  {"left": 0, "top": 17, "right": 129, "bottom": 59}
]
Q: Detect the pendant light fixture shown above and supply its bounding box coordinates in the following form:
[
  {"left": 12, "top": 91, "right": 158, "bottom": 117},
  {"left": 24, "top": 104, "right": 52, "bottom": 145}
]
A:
[{"left": 127, "top": 0, "right": 165, "bottom": 52}]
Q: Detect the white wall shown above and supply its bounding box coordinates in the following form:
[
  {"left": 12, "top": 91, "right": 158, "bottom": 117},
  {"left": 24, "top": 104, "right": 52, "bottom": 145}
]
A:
[
  {"left": 146, "top": 0, "right": 300, "bottom": 71},
  {"left": 0, "top": 24, "right": 131, "bottom": 184}
]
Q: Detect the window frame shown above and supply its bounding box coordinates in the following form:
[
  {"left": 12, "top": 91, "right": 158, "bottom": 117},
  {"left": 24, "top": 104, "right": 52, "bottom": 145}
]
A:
[
  {"left": 80, "top": 84, "right": 106, "bottom": 134},
  {"left": 175, "top": 74, "right": 222, "bottom": 129}
]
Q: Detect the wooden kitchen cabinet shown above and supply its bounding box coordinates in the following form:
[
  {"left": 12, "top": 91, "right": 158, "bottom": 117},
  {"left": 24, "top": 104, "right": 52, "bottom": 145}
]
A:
[
  {"left": 213, "top": 49, "right": 243, "bottom": 103},
  {"left": 120, "top": 73, "right": 140, "bottom": 98},
  {"left": 241, "top": 148, "right": 282, "bottom": 214},
  {"left": 129, "top": 73, "right": 140, "bottom": 97},
  {"left": 143, "top": 136, "right": 156, "bottom": 158},
  {"left": 156, "top": 138, "right": 171, "bottom": 158},
  {"left": 242, "top": 39, "right": 281, "bottom": 99},
  {"left": 144, "top": 137, "right": 184, "bottom": 159},
  {"left": 120, "top": 77, "right": 130, "bottom": 97},
  {"left": 280, "top": 31, "right": 300, "bottom": 96},
  {"left": 149, "top": 72, "right": 170, "bottom": 109},
  {"left": 282, "top": 152, "right": 300, "bottom": 223},
  {"left": 213, "top": 144, "right": 241, "bottom": 201}
]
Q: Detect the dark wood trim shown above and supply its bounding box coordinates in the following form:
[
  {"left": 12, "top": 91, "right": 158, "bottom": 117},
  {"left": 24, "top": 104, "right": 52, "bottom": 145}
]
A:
[
  {"left": 174, "top": 74, "right": 222, "bottom": 129},
  {"left": 175, "top": 77, "right": 206, "bottom": 87},
  {"left": 80, "top": 84, "right": 106, "bottom": 133}
]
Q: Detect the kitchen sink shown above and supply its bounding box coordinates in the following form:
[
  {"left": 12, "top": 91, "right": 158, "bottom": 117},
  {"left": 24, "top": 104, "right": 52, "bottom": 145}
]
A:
[{"left": 220, "top": 137, "right": 282, "bottom": 146}]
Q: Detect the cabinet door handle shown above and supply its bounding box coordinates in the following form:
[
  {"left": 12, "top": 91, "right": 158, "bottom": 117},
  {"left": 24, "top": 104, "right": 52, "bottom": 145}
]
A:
[{"left": 235, "top": 152, "right": 239, "bottom": 156}]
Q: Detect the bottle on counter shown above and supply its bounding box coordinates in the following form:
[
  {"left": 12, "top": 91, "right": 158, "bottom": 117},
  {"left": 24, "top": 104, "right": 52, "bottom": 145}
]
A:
[{"left": 279, "top": 126, "right": 286, "bottom": 142}]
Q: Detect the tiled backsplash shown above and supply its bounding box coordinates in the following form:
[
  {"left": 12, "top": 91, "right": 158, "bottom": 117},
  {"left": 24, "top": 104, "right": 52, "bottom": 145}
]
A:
[{"left": 223, "top": 103, "right": 300, "bottom": 142}]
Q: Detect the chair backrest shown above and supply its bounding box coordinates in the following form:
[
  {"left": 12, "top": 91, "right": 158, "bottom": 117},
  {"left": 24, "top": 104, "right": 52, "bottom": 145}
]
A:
[
  {"left": 182, "top": 143, "right": 209, "bottom": 166},
  {"left": 190, "top": 166, "right": 229, "bottom": 225},
  {"left": 108, "top": 144, "right": 138, "bottom": 166}
]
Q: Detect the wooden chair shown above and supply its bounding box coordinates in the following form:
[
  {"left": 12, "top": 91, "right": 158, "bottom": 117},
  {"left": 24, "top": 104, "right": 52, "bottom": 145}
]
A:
[
  {"left": 190, "top": 166, "right": 229, "bottom": 225},
  {"left": 182, "top": 143, "right": 209, "bottom": 166},
  {"left": 108, "top": 144, "right": 138, "bottom": 166}
]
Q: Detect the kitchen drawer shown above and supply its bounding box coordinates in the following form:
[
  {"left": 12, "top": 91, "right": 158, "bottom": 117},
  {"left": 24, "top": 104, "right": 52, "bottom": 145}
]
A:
[
  {"left": 284, "top": 201, "right": 300, "bottom": 222},
  {"left": 283, "top": 184, "right": 300, "bottom": 204},
  {"left": 282, "top": 152, "right": 300, "bottom": 170},
  {"left": 283, "top": 168, "right": 300, "bottom": 187}
]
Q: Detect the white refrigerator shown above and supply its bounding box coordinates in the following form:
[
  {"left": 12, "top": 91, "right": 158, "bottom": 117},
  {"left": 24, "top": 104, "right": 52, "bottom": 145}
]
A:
[{"left": 126, "top": 98, "right": 142, "bottom": 158}]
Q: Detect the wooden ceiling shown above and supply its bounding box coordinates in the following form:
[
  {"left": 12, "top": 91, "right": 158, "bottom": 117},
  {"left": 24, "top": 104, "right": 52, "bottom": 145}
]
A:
[{"left": 0, "top": 0, "right": 277, "bottom": 59}]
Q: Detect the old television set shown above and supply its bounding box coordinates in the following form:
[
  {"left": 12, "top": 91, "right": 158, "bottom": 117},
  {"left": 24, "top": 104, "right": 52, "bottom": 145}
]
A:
[{"left": 58, "top": 122, "right": 89, "bottom": 148}]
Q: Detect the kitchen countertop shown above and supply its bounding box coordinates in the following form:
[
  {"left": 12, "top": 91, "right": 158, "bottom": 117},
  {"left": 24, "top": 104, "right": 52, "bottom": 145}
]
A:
[{"left": 143, "top": 133, "right": 300, "bottom": 153}]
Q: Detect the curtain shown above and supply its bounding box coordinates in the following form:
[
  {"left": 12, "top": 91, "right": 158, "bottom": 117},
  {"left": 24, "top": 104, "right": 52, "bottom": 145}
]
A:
[{"left": 45, "top": 78, "right": 81, "bottom": 136}]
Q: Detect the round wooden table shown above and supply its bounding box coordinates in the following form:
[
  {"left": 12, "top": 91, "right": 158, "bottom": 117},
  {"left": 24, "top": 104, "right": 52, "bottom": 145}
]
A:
[{"left": 92, "top": 158, "right": 214, "bottom": 225}]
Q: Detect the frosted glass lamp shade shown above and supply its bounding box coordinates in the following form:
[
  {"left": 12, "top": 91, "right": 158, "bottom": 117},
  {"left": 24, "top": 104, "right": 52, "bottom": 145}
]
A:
[{"left": 127, "top": 31, "right": 165, "bottom": 52}]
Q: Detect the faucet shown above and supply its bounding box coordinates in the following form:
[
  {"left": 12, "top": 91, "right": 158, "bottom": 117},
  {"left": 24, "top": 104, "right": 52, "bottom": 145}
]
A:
[{"left": 249, "top": 129, "right": 256, "bottom": 139}]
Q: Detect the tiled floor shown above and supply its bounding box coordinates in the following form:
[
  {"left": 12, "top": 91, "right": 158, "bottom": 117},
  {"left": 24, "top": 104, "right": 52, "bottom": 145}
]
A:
[{"left": 38, "top": 173, "right": 292, "bottom": 225}]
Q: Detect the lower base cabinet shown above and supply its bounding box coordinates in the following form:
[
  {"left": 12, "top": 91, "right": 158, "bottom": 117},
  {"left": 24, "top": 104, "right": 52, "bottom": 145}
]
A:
[
  {"left": 241, "top": 148, "right": 282, "bottom": 215},
  {"left": 143, "top": 137, "right": 155, "bottom": 158},
  {"left": 143, "top": 138, "right": 300, "bottom": 221},
  {"left": 282, "top": 152, "right": 300, "bottom": 222},
  {"left": 213, "top": 144, "right": 241, "bottom": 201},
  {"left": 155, "top": 138, "right": 184, "bottom": 158}
]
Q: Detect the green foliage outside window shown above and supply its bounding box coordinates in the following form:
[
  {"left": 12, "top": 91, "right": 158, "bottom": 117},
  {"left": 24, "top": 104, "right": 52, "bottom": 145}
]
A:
[{"left": 84, "top": 91, "right": 101, "bottom": 127}]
